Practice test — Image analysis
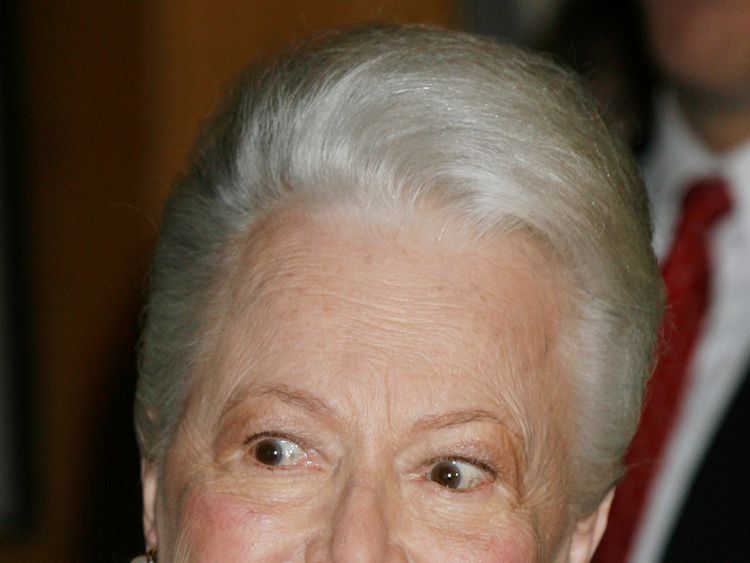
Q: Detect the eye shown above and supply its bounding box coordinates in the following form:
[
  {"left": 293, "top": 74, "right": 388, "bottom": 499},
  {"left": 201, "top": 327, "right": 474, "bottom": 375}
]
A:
[
  {"left": 428, "top": 459, "right": 492, "bottom": 490},
  {"left": 249, "top": 436, "right": 307, "bottom": 467}
]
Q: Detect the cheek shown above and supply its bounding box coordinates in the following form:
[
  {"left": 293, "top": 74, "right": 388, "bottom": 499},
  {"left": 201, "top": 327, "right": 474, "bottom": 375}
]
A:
[
  {"left": 481, "top": 535, "right": 538, "bottom": 563},
  {"left": 427, "top": 532, "right": 538, "bottom": 563},
  {"left": 408, "top": 515, "right": 539, "bottom": 563},
  {"left": 173, "top": 486, "right": 305, "bottom": 561}
]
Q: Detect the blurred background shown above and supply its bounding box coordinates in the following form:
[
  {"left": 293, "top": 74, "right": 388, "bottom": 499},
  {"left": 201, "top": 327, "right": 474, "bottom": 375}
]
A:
[{"left": 0, "top": 1, "right": 649, "bottom": 561}]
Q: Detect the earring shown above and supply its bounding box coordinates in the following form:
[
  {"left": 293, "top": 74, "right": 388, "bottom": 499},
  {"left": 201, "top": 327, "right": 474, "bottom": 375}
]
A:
[{"left": 131, "top": 549, "right": 158, "bottom": 563}]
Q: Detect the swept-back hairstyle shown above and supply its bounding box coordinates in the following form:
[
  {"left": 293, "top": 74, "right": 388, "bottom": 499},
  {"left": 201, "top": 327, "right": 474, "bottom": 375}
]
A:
[{"left": 135, "top": 24, "right": 663, "bottom": 516}]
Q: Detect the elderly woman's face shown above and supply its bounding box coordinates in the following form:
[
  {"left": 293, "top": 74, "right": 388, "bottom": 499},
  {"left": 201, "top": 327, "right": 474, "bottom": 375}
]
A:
[{"left": 144, "top": 209, "right": 606, "bottom": 561}]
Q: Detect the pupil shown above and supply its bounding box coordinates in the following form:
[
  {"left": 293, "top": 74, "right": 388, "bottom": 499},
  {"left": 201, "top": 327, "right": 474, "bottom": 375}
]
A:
[
  {"left": 430, "top": 460, "right": 461, "bottom": 489},
  {"left": 255, "top": 438, "right": 283, "bottom": 465}
]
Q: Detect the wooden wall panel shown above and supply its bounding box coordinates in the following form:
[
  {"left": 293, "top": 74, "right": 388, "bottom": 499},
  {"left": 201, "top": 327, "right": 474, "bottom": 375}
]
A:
[
  {"left": 4, "top": 2, "right": 153, "bottom": 561},
  {"left": 141, "top": 0, "right": 465, "bottom": 214},
  {"left": 3, "top": 2, "right": 465, "bottom": 561}
]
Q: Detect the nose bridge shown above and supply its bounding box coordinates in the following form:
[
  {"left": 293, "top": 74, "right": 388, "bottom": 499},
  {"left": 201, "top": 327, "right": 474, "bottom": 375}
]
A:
[{"left": 330, "top": 482, "right": 407, "bottom": 563}]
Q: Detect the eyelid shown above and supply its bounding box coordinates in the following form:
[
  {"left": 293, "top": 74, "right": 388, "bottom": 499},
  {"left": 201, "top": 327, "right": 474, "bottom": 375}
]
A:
[
  {"left": 244, "top": 430, "right": 309, "bottom": 451},
  {"left": 243, "top": 431, "right": 312, "bottom": 468},
  {"left": 238, "top": 423, "right": 343, "bottom": 470},
  {"left": 426, "top": 455, "right": 498, "bottom": 479},
  {"left": 423, "top": 455, "right": 499, "bottom": 493}
]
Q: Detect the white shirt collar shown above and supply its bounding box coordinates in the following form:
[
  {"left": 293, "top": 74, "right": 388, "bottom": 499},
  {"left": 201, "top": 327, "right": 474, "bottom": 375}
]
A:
[{"left": 643, "top": 91, "right": 750, "bottom": 257}]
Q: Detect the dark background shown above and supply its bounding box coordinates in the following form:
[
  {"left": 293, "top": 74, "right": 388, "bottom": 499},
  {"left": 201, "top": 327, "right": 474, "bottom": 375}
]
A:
[{"left": 0, "top": 1, "right": 648, "bottom": 560}]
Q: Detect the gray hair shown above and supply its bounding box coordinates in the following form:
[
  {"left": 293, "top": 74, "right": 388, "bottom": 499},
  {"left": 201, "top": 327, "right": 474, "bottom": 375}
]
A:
[{"left": 135, "top": 24, "right": 663, "bottom": 516}]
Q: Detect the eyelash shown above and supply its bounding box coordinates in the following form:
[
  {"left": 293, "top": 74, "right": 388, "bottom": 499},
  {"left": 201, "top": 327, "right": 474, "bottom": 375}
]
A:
[
  {"left": 243, "top": 431, "right": 312, "bottom": 469},
  {"left": 243, "top": 430, "right": 302, "bottom": 447},
  {"left": 426, "top": 454, "right": 498, "bottom": 480},
  {"left": 243, "top": 431, "right": 499, "bottom": 487}
]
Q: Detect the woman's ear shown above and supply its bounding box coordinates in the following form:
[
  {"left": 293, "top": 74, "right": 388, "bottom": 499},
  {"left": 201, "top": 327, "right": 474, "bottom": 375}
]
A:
[
  {"left": 567, "top": 488, "right": 615, "bottom": 563},
  {"left": 141, "top": 459, "right": 159, "bottom": 551}
]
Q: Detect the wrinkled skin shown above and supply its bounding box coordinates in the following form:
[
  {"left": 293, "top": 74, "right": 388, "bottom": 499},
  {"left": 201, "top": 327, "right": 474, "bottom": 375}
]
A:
[{"left": 142, "top": 208, "right": 612, "bottom": 562}]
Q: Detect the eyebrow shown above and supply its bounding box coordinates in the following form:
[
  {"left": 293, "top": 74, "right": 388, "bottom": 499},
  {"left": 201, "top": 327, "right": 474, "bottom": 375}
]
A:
[
  {"left": 226, "top": 383, "right": 511, "bottom": 435},
  {"left": 256, "top": 383, "right": 337, "bottom": 418},
  {"left": 412, "top": 408, "right": 511, "bottom": 433},
  {"left": 224, "top": 382, "right": 339, "bottom": 424}
]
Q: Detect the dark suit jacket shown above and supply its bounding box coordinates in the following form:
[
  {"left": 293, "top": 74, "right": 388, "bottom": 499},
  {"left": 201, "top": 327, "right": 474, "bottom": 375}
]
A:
[{"left": 661, "top": 362, "right": 750, "bottom": 561}]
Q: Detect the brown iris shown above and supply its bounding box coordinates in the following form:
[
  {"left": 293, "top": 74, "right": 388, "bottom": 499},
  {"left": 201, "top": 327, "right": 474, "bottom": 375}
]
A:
[
  {"left": 254, "top": 438, "right": 285, "bottom": 466},
  {"left": 429, "top": 460, "right": 462, "bottom": 489}
]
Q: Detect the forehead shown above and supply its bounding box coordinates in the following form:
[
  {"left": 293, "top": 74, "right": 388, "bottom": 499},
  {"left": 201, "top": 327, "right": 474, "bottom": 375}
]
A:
[{"left": 196, "top": 207, "right": 570, "bottom": 434}]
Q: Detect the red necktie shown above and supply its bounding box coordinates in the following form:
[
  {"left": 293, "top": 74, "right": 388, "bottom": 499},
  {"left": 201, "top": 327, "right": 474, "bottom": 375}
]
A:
[{"left": 594, "top": 178, "right": 732, "bottom": 562}]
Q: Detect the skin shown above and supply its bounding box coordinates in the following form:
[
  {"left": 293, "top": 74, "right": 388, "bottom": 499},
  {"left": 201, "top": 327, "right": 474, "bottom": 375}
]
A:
[
  {"left": 142, "top": 207, "right": 612, "bottom": 562},
  {"left": 643, "top": 0, "right": 750, "bottom": 150}
]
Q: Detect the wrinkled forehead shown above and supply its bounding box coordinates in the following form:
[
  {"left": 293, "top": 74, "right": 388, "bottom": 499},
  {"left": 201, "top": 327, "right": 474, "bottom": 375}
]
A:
[
  {"left": 227, "top": 203, "right": 561, "bottom": 300},
  {"left": 223, "top": 206, "right": 565, "bottom": 350},
  {"left": 191, "top": 206, "right": 573, "bottom": 435}
]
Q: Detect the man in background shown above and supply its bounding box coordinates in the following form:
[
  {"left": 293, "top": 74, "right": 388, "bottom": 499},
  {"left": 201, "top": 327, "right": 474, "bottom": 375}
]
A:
[{"left": 595, "top": 1, "right": 750, "bottom": 561}]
